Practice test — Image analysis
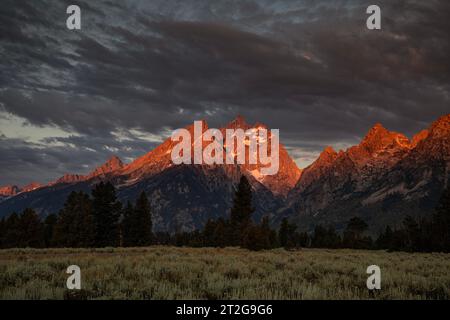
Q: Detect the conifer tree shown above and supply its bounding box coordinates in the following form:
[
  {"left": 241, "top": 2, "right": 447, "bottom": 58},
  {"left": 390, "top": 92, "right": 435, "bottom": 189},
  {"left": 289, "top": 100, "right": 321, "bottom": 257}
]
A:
[
  {"left": 3, "top": 212, "right": 21, "bottom": 248},
  {"left": 91, "top": 182, "right": 121, "bottom": 247},
  {"left": 312, "top": 225, "right": 341, "bottom": 248},
  {"left": 202, "top": 219, "right": 217, "bottom": 247},
  {"left": 343, "top": 217, "right": 369, "bottom": 249},
  {"left": 0, "top": 217, "right": 5, "bottom": 248},
  {"left": 121, "top": 201, "right": 135, "bottom": 247},
  {"left": 278, "top": 218, "right": 298, "bottom": 249},
  {"left": 229, "top": 175, "right": 254, "bottom": 245},
  {"left": 133, "top": 192, "right": 153, "bottom": 246},
  {"left": 403, "top": 215, "right": 420, "bottom": 252},
  {"left": 43, "top": 214, "right": 57, "bottom": 247},
  {"left": 260, "top": 216, "right": 277, "bottom": 248},
  {"left": 53, "top": 191, "right": 95, "bottom": 247},
  {"left": 432, "top": 187, "right": 450, "bottom": 252},
  {"left": 19, "top": 208, "right": 44, "bottom": 248}
]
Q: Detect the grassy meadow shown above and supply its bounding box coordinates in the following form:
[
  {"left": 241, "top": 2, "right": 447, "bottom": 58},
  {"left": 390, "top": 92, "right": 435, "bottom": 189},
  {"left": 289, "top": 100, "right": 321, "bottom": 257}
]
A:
[{"left": 0, "top": 246, "right": 449, "bottom": 300}]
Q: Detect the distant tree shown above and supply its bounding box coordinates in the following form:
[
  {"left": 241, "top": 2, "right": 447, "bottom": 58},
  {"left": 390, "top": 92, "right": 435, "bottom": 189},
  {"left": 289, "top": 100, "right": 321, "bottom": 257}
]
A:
[
  {"left": 53, "top": 191, "right": 95, "bottom": 247},
  {"left": 18, "top": 208, "right": 44, "bottom": 248},
  {"left": 121, "top": 201, "right": 135, "bottom": 247},
  {"left": 153, "top": 232, "right": 172, "bottom": 245},
  {"left": 202, "top": 219, "right": 217, "bottom": 247},
  {"left": 376, "top": 225, "right": 394, "bottom": 250},
  {"left": 133, "top": 192, "right": 153, "bottom": 246},
  {"left": 43, "top": 214, "right": 57, "bottom": 247},
  {"left": 91, "top": 182, "right": 121, "bottom": 247},
  {"left": 213, "top": 218, "right": 229, "bottom": 248},
  {"left": 432, "top": 187, "right": 450, "bottom": 252},
  {"left": 0, "top": 217, "right": 5, "bottom": 248},
  {"left": 2, "top": 213, "right": 21, "bottom": 248},
  {"left": 260, "top": 216, "right": 277, "bottom": 248},
  {"left": 343, "top": 217, "right": 371, "bottom": 249},
  {"left": 242, "top": 225, "right": 268, "bottom": 251},
  {"left": 242, "top": 216, "right": 276, "bottom": 251},
  {"left": 278, "top": 218, "right": 298, "bottom": 249},
  {"left": 312, "top": 225, "right": 341, "bottom": 249},
  {"left": 403, "top": 215, "right": 420, "bottom": 252},
  {"left": 297, "top": 232, "right": 310, "bottom": 248},
  {"left": 229, "top": 176, "right": 254, "bottom": 246},
  {"left": 122, "top": 193, "right": 153, "bottom": 247}
]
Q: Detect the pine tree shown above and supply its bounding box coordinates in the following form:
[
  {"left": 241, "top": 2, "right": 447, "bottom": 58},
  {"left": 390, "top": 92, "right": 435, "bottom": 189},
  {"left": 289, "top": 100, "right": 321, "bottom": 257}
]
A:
[
  {"left": 43, "top": 214, "right": 57, "bottom": 247},
  {"left": 213, "top": 218, "right": 228, "bottom": 248},
  {"left": 376, "top": 225, "right": 394, "bottom": 250},
  {"left": 134, "top": 192, "right": 153, "bottom": 246},
  {"left": 403, "top": 215, "right": 420, "bottom": 252},
  {"left": 53, "top": 191, "right": 95, "bottom": 247},
  {"left": 278, "top": 218, "right": 289, "bottom": 248},
  {"left": 229, "top": 175, "right": 254, "bottom": 246},
  {"left": 0, "top": 217, "right": 5, "bottom": 248},
  {"left": 243, "top": 216, "right": 276, "bottom": 251},
  {"left": 242, "top": 225, "right": 267, "bottom": 251},
  {"left": 343, "top": 217, "right": 369, "bottom": 249},
  {"left": 278, "top": 218, "right": 298, "bottom": 249},
  {"left": 121, "top": 201, "right": 135, "bottom": 247},
  {"left": 19, "top": 208, "right": 44, "bottom": 248},
  {"left": 312, "top": 225, "right": 341, "bottom": 248},
  {"left": 260, "top": 216, "right": 277, "bottom": 248},
  {"left": 91, "top": 182, "right": 121, "bottom": 247},
  {"left": 203, "top": 219, "right": 217, "bottom": 246},
  {"left": 3, "top": 212, "right": 21, "bottom": 248},
  {"left": 432, "top": 187, "right": 450, "bottom": 252},
  {"left": 121, "top": 193, "right": 153, "bottom": 247}
]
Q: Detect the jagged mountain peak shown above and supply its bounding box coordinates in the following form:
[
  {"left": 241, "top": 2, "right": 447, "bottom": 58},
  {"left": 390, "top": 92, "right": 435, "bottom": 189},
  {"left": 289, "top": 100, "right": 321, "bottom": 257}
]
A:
[
  {"left": 22, "top": 182, "right": 42, "bottom": 192},
  {"left": 428, "top": 114, "right": 450, "bottom": 138},
  {"left": 411, "top": 129, "right": 429, "bottom": 148},
  {"left": 224, "top": 115, "right": 251, "bottom": 131},
  {"left": 315, "top": 146, "right": 338, "bottom": 165},
  {"left": 408, "top": 114, "right": 450, "bottom": 163},
  {"left": 360, "top": 123, "right": 410, "bottom": 153},
  {"left": 0, "top": 185, "right": 20, "bottom": 197},
  {"left": 323, "top": 146, "right": 337, "bottom": 155},
  {"left": 230, "top": 114, "right": 247, "bottom": 125},
  {"left": 89, "top": 155, "right": 124, "bottom": 177},
  {"left": 55, "top": 174, "right": 85, "bottom": 184}
]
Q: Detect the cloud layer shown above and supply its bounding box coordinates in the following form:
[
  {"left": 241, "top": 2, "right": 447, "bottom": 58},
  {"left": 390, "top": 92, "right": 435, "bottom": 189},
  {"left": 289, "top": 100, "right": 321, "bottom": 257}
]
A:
[{"left": 0, "top": 0, "right": 449, "bottom": 185}]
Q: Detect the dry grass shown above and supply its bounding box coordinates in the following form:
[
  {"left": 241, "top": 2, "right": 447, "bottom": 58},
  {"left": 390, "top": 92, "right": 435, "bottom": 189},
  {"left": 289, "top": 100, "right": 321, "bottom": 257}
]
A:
[{"left": 0, "top": 246, "right": 449, "bottom": 300}]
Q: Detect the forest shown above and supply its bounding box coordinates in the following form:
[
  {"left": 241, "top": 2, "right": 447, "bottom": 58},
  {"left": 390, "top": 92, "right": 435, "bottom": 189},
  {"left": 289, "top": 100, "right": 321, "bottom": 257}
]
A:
[{"left": 0, "top": 176, "right": 449, "bottom": 253}]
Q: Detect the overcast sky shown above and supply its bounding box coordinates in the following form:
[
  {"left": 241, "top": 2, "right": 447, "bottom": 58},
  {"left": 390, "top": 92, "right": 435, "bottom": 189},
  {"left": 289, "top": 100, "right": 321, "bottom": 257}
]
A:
[{"left": 0, "top": 0, "right": 449, "bottom": 186}]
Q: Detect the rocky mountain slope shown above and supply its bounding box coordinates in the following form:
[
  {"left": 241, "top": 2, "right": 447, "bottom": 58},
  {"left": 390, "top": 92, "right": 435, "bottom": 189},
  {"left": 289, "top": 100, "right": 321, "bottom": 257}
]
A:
[
  {"left": 285, "top": 115, "right": 450, "bottom": 234},
  {"left": 0, "top": 115, "right": 448, "bottom": 233},
  {"left": 0, "top": 117, "right": 297, "bottom": 232}
]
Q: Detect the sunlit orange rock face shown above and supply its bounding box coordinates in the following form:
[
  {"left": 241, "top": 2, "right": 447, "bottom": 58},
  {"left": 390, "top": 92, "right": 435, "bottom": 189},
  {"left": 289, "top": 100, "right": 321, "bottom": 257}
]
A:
[
  {"left": 293, "top": 123, "right": 414, "bottom": 194},
  {"left": 118, "top": 116, "right": 301, "bottom": 196},
  {"left": 21, "top": 182, "right": 42, "bottom": 192},
  {"left": 287, "top": 114, "right": 450, "bottom": 231},
  {"left": 408, "top": 114, "right": 450, "bottom": 163},
  {"left": 87, "top": 155, "right": 124, "bottom": 179},
  {"left": 218, "top": 116, "right": 301, "bottom": 196},
  {"left": 0, "top": 185, "right": 20, "bottom": 197},
  {"left": 0, "top": 114, "right": 448, "bottom": 233}
]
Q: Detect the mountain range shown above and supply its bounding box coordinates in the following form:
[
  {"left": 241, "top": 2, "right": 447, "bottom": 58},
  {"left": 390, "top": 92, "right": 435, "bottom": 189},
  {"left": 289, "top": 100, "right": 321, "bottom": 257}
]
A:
[{"left": 0, "top": 115, "right": 449, "bottom": 234}]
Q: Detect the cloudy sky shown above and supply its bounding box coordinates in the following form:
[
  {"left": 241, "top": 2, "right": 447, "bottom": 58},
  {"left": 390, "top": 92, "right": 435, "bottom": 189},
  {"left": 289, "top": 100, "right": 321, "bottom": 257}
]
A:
[{"left": 0, "top": 0, "right": 449, "bottom": 186}]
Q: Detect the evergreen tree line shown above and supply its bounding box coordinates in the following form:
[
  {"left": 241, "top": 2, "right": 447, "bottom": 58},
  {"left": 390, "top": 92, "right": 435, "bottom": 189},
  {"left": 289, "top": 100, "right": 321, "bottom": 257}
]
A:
[
  {"left": 0, "top": 182, "right": 153, "bottom": 249},
  {"left": 152, "top": 178, "right": 450, "bottom": 253},
  {"left": 0, "top": 177, "right": 449, "bottom": 252}
]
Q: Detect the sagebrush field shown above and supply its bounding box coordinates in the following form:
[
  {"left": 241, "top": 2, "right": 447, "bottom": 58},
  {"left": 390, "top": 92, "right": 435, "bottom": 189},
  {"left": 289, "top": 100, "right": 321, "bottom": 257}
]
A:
[{"left": 0, "top": 246, "right": 449, "bottom": 300}]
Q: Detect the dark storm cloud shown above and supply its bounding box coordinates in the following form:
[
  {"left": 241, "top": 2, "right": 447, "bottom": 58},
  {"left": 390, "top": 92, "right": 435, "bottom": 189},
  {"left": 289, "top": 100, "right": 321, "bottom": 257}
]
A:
[{"left": 0, "top": 0, "right": 449, "bottom": 185}]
